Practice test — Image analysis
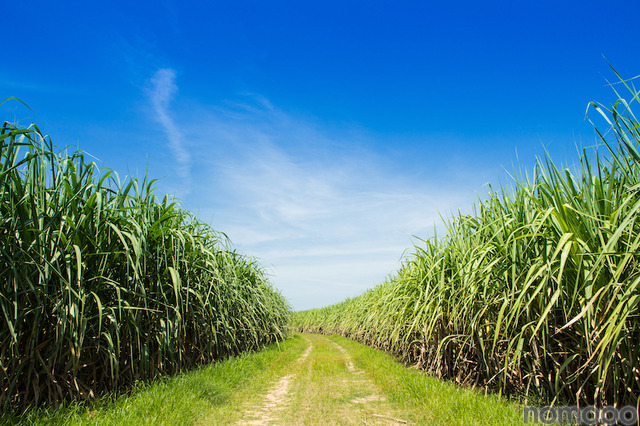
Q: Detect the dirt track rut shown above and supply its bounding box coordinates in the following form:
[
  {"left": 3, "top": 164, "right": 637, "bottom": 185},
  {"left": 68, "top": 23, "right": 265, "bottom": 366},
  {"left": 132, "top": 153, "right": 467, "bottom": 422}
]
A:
[{"left": 236, "top": 333, "right": 407, "bottom": 425}]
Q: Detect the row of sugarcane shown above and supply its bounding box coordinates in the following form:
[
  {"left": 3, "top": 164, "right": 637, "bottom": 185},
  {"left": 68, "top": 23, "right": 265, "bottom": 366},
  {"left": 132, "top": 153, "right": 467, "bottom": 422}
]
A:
[
  {"left": 0, "top": 116, "right": 290, "bottom": 409},
  {"left": 293, "top": 74, "right": 640, "bottom": 408}
]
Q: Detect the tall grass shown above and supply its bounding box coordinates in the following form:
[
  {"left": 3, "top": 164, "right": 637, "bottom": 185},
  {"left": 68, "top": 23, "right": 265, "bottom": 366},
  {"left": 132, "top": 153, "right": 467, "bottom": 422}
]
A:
[
  {"left": 0, "top": 116, "right": 290, "bottom": 410},
  {"left": 293, "top": 71, "right": 640, "bottom": 407}
]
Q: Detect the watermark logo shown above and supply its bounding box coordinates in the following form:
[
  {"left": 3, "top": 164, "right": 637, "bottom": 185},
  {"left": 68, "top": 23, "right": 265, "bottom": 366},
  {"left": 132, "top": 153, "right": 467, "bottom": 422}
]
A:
[{"left": 523, "top": 405, "right": 638, "bottom": 425}]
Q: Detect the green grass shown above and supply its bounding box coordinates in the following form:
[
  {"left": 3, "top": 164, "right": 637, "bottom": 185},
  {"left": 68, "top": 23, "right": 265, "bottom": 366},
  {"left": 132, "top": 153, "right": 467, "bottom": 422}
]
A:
[
  {"left": 277, "top": 333, "right": 522, "bottom": 425},
  {"left": 330, "top": 334, "right": 522, "bottom": 425},
  {"left": 0, "top": 112, "right": 290, "bottom": 411},
  {"left": 292, "top": 68, "right": 640, "bottom": 408},
  {"left": 7, "top": 335, "right": 307, "bottom": 425},
  {"left": 9, "top": 333, "right": 524, "bottom": 425}
]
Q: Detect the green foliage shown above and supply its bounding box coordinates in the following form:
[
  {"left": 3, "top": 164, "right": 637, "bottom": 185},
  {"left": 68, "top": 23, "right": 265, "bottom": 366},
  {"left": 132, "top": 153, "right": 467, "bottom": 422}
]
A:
[
  {"left": 10, "top": 335, "right": 305, "bottom": 425},
  {"left": 293, "top": 71, "right": 640, "bottom": 407},
  {"left": 0, "top": 119, "right": 290, "bottom": 410},
  {"left": 13, "top": 333, "right": 523, "bottom": 425}
]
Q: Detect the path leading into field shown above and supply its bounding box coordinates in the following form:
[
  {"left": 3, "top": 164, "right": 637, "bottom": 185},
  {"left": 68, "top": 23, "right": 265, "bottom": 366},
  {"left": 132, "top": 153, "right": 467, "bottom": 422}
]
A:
[{"left": 236, "top": 333, "right": 409, "bottom": 425}]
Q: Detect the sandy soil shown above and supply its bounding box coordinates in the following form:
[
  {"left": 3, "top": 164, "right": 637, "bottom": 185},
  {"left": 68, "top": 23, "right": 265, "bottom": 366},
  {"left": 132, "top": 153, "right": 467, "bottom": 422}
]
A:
[{"left": 236, "top": 334, "right": 406, "bottom": 425}]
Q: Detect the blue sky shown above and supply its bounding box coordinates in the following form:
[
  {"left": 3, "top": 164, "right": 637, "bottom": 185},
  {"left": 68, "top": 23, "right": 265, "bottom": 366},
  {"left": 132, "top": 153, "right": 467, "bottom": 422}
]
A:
[{"left": 3, "top": 1, "right": 640, "bottom": 310}]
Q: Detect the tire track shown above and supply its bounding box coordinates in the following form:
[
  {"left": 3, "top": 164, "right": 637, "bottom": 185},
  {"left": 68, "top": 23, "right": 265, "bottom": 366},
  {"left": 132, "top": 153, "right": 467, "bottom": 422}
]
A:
[
  {"left": 238, "top": 337, "right": 314, "bottom": 425},
  {"left": 241, "top": 374, "right": 295, "bottom": 425},
  {"left": 327, "top": 338, "right": 386, "bottom": 405}
]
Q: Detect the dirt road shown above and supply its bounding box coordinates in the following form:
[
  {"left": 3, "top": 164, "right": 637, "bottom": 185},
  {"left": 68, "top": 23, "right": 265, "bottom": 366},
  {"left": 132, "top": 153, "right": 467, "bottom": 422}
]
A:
[{"left": 235, "top": 333, "right": 409, "bottom": 425}]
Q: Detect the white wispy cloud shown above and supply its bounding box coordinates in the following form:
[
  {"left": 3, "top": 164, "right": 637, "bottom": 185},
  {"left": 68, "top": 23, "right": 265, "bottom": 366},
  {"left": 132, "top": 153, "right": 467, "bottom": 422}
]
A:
[
  {"left": 167, "top": 95, "right": 487, "bottom": 310},
  {"left": 147, "top": 68, "right": 191, "bottom": 192}
]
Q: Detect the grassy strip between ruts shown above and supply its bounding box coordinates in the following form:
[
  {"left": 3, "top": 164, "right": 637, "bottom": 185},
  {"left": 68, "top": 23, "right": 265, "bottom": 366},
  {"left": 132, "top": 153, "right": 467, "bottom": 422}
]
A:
[{"left": 11, "top": 333, "right": 523, "bottom": 425}]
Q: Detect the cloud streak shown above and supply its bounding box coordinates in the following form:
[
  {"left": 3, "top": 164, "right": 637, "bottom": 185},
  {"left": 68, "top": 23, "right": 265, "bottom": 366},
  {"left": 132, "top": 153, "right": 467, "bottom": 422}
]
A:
[
  {"left": 168, "top": 95, "right": 488, "bottom": 310},
  {"left": 148, "top": 68, "right": 191, "bottom": 192}
]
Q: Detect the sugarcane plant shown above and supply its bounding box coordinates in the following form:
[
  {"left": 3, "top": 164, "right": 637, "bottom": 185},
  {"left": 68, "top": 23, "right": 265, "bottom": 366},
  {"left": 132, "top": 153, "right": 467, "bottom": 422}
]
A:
[
  {"left": 0, "top": 113, "right": 291, "bottom": 409},
  {"left": 293, "top": 70, "right": 640, "bottom": 407}
]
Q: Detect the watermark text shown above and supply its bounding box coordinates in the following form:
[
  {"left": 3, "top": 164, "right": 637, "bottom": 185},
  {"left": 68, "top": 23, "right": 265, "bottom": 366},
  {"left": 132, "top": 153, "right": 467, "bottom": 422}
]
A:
[{"left": 523, "top": 405, "right": 638, "bottom": 425}]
